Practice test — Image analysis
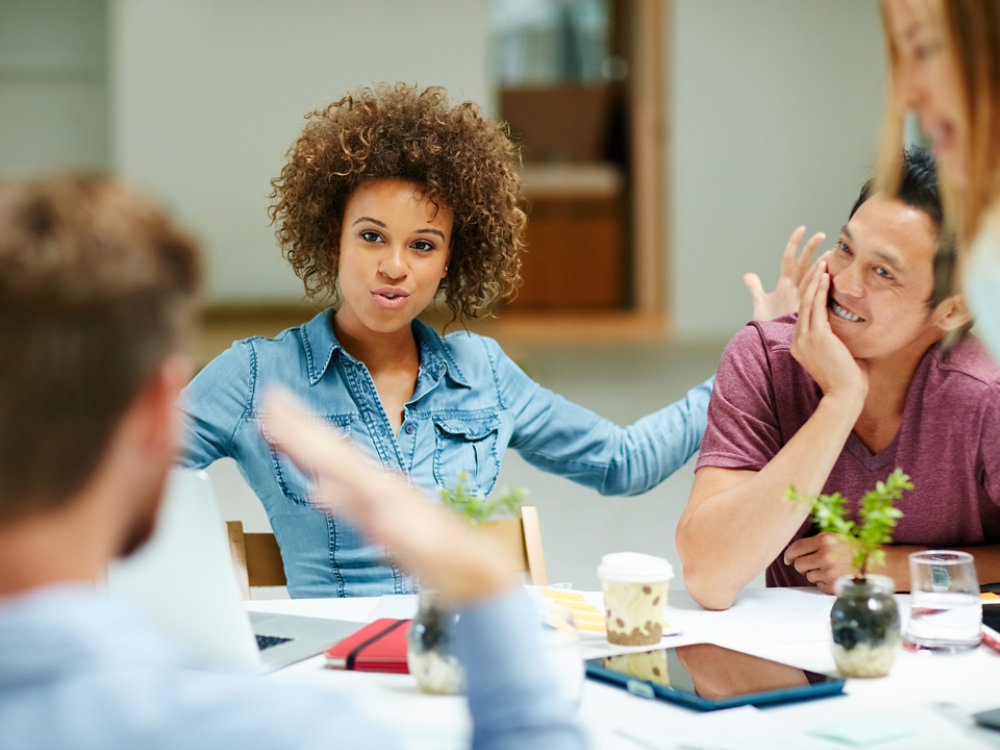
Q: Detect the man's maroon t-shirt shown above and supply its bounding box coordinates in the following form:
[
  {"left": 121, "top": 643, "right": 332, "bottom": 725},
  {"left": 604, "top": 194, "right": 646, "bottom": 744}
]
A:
[{"left": 697, "top": 313, "right": 1000, "bottom": 587}]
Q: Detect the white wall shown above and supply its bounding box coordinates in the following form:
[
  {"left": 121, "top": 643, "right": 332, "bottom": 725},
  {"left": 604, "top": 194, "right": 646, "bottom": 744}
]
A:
[
  {"left": 110, "top": 1, "right": 887, "bottom": 338},
  {"left": 0, "top": 0, "right": 109, "bottom": 177},
  {"left": 669, "top": 0, "right": 886, "bottom": 339},
  {"left": 110, "top": 0, "right": 491, "bottom": 303},
  {"left": 2, "top": 1, "right": 891, "bottom": 337}
]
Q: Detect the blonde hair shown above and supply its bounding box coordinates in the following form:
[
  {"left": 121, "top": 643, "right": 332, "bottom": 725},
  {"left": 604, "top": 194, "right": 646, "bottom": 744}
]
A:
[{"left": 878, "top": 0, "right": 1000, "bottom": 250}]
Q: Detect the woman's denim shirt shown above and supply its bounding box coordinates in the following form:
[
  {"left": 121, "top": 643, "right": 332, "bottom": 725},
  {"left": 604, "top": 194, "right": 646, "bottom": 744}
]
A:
[{"left": 178, "top": 310, "right": 712, "bottom": 598}]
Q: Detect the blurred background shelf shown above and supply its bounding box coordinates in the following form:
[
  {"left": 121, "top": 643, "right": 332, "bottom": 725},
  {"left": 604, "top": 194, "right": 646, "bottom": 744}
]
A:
[{"left": 513, "top": 163, "right": 628, "bottom": 310}]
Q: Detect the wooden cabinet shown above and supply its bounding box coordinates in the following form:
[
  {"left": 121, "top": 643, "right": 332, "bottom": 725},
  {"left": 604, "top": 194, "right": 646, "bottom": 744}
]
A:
[{"left": 508, "top": 163, "right": 628, "bottom": 310}]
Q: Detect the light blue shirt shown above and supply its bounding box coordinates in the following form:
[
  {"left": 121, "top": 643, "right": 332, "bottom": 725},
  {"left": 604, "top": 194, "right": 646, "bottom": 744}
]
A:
[
  {"left": 0, "top": 585, "right": 584, "bottom": 750},
  {"left": 179, "top": 309, "right": 712, "bottom": 597}
]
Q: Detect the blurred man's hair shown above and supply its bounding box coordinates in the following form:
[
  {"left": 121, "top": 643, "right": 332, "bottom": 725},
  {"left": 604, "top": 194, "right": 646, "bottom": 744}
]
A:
[{"left": 0, "top": 176, "right": 199, "bottom": 520}]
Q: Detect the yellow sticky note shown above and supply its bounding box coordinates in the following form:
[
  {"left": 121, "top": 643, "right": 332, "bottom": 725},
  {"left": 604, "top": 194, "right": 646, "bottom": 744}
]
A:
[
  {"left": 570, "top": 612, "right": 606, "bottom": 625},
  {"left": 982, "top": 592, "right": 999, "bottom": 601},
  {"left": 540, "top": 589, "right": 586, "bottom": 603}
]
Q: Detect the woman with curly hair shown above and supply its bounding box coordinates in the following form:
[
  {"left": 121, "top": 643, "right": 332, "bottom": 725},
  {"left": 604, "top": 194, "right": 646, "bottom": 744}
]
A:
[{"left": 178, "top": 83, "right": 714, "bottom": 598}]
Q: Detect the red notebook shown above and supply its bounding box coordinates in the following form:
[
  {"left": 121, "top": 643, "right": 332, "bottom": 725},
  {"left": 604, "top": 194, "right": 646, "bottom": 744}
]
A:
[{"left": 325, "top": 618, "right": 411, "bottom": 673}]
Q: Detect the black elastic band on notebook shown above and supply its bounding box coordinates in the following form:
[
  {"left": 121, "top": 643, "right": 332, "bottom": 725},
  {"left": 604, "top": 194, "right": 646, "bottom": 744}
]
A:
[{"left": 346, "top": 619, "right": 409, "bottom": 670}]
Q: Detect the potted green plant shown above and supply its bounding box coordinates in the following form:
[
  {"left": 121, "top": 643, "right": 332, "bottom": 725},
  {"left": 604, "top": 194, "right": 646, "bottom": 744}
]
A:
[
  {"left": 406, "top": 472, "right": 527, "bottom": 694},
  {"left": 785, "top": 468, "right": 912, "bottom": 678},
  {"left": 437, "top": 471, "right": 526, "bottom": 527}
]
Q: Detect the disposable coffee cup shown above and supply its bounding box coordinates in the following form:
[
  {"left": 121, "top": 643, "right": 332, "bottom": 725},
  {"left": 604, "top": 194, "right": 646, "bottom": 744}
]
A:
[{"left": 598, "top": 552, "right": 673, "bottom": 646}]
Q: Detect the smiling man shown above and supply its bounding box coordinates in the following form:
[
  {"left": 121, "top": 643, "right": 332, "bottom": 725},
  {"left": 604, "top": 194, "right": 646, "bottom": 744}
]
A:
[{"left": 677, "top": 148, "right": 1000, "bottom": 610}]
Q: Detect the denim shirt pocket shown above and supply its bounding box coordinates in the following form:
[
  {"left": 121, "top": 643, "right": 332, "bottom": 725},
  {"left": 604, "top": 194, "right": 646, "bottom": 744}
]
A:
[
  {"left": 264, "top": 414, "right": 354, "bottom": 506},
  {"left": 432, "top": 412, "right": 501, "bottom": 495}
]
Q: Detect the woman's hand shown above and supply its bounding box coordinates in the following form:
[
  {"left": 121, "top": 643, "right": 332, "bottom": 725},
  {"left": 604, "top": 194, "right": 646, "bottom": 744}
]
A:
[
  {"left": 744, "top": 225, "right": 826, "bottom": 320},
  {"left": 790, "top": 259, "right": 868, "bottom": 403}
]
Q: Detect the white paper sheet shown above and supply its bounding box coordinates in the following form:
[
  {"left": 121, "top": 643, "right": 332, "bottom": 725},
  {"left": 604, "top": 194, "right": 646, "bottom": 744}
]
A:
[{"left": 616, "top": 705, "right": 832, "bottom": 750}]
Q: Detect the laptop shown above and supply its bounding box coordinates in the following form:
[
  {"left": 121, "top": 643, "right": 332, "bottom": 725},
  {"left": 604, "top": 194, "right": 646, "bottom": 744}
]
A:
[{"left": 106, "top": 468, "right": 358, "bottom": 672}]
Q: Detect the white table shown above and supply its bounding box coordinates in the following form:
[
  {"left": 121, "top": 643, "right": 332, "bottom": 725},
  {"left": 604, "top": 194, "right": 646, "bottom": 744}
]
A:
[{"left": 247, "top": 588, "right": 1000, "bottom": 750}]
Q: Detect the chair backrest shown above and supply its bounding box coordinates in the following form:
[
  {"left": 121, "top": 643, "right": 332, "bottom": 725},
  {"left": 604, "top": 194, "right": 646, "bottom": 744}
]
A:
[
  {"left": 479, "top": 505, "right": 549, "bottom": 586},
  {"left": 226, "top": 520, "right": 288, "bottom": 599},
  {"left": 225, "top": 505, "right": 548, "bottom": 598}
]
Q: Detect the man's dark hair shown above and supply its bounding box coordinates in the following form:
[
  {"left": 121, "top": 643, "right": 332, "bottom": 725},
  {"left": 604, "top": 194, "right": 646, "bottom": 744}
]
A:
[{"left": 849, "top": 147, "right": 958, "bottom": 308}]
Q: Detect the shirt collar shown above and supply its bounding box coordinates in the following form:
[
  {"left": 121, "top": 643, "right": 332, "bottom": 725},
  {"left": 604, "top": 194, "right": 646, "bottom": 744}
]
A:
[
  {"left": 299, "top": 309, "right": 340, "bottom": 385},
  {"left": 412, "top": 318, "right": 471, "bottom": 387},
  {"left": 300, "top": 309, "right": 471, "bottom": 387}
]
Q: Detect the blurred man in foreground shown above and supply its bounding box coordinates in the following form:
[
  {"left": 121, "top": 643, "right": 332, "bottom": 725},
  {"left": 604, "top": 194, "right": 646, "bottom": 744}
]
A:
[{"left": 0, "top": 175, "right": 583, "bottom": 750}]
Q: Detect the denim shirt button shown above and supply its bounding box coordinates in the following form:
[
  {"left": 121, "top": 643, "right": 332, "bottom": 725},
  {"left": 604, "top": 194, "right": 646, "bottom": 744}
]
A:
[{"left": 404, "top": 423, "right": 415, "bottom": 435}]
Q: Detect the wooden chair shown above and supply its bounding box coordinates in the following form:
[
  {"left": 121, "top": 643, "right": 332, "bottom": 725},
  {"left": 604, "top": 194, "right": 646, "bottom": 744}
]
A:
[
  {"left": 479, "top": 505, "right": 548, "bottom": 586},
  {"left": 225, "top": 520, "right": 288, "bottom": 600},
  {"left": 225, "top": 505, "right": 548, "bottom": 598}
]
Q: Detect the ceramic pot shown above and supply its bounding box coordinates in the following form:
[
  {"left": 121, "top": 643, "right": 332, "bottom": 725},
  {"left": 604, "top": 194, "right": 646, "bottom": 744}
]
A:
[
  {"left": 830, "top": 574, "right": 900, "bottom": 678},
  {"left": 407, "top": 590, "right": 464, "bottom": 694}
]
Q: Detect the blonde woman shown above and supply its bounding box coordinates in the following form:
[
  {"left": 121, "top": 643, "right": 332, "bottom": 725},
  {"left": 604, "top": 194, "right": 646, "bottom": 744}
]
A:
[{"left": 880, "top": 0, "right": 1000, "bottom": 353}]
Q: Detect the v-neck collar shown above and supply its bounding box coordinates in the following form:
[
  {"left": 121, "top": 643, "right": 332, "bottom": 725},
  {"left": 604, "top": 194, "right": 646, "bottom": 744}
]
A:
[{"left": 842, "top": 344, "right": 939, "bottom": 470}]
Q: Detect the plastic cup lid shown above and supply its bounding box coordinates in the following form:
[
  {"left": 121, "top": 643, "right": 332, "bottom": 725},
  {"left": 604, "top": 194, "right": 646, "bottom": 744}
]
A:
[{"left": 598, "top": 551, "right": 674, "bottom": 582}]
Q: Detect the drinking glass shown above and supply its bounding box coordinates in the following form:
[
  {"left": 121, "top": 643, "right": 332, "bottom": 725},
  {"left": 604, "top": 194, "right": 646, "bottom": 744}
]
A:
[{"left": 903, "top": 550, "right": 982, "bottom": 652}]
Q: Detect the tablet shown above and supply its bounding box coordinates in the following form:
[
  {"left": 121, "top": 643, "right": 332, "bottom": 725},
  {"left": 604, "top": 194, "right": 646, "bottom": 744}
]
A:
[
  {"left": 973, "top": 607, "right": 1000, "bottom": 730},
  {"left": 981, "top": 606, "right": 1000, "bottom": 653},
  {"left": 983, "top": 604, "right": 1000, "bottom": 633},
  {"left": 585, "top": 643, "right": 846, "bottom": 711},
  {"left": 975, "top": 706, "right": 1000, "bottom": 732}
]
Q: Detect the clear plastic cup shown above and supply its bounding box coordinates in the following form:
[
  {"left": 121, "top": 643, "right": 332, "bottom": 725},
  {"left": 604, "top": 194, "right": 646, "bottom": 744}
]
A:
[{"left": 903, "top": 550, "right": 982, "bottom": 653}]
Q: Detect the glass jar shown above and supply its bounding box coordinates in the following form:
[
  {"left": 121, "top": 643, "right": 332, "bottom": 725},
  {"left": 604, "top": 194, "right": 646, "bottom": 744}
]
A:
[
  {"left": 407, "top": 590, "right": 464, "bottom": 694},
  {"left": 830, "top": 574, "right": 900, "bottom": 678}
]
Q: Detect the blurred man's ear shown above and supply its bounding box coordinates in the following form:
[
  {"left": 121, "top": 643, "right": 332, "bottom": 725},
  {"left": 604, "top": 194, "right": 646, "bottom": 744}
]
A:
[{"left": 134, "top": 353, "right": 192, "bottom": 459}]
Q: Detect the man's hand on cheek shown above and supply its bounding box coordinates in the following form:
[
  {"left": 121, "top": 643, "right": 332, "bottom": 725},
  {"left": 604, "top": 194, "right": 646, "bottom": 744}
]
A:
[{"left": 790, "top": 260, "right": 869, "bottom": 404}]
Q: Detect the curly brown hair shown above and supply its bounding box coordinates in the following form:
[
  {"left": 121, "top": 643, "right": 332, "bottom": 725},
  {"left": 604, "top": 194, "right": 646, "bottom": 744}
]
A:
[{"left": 268, "top": 83, "right": 526, "bottom": 322}]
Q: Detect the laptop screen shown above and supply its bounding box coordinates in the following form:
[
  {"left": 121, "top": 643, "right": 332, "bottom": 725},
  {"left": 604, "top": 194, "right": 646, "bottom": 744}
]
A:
[{"left": 106, "top": 469, "right": 263, "bottom": 669}]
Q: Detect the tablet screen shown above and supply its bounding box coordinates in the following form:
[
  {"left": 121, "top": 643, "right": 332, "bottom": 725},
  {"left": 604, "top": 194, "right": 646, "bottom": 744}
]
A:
[
  {"left": 586, "top": 643, "right": 845, "bottom": 711},
  {"left": 983, "top": 606, "right": 1000, "bottom": 632}
]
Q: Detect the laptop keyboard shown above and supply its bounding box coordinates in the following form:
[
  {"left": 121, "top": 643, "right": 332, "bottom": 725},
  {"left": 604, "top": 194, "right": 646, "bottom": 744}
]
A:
[{"left": 256, "top": 633, "right": 293, "bottom": 651}]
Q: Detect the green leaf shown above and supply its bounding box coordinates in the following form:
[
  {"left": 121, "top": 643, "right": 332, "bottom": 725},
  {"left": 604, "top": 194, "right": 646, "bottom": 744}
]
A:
[{"left": 437, "top": 470, "right": 527, "bottom": 527}]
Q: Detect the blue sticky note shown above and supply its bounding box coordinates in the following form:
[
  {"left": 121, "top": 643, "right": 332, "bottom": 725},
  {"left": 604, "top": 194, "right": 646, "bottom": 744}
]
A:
[{"left": 806, "top": 717, "right": 914, "bottom": 746}]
